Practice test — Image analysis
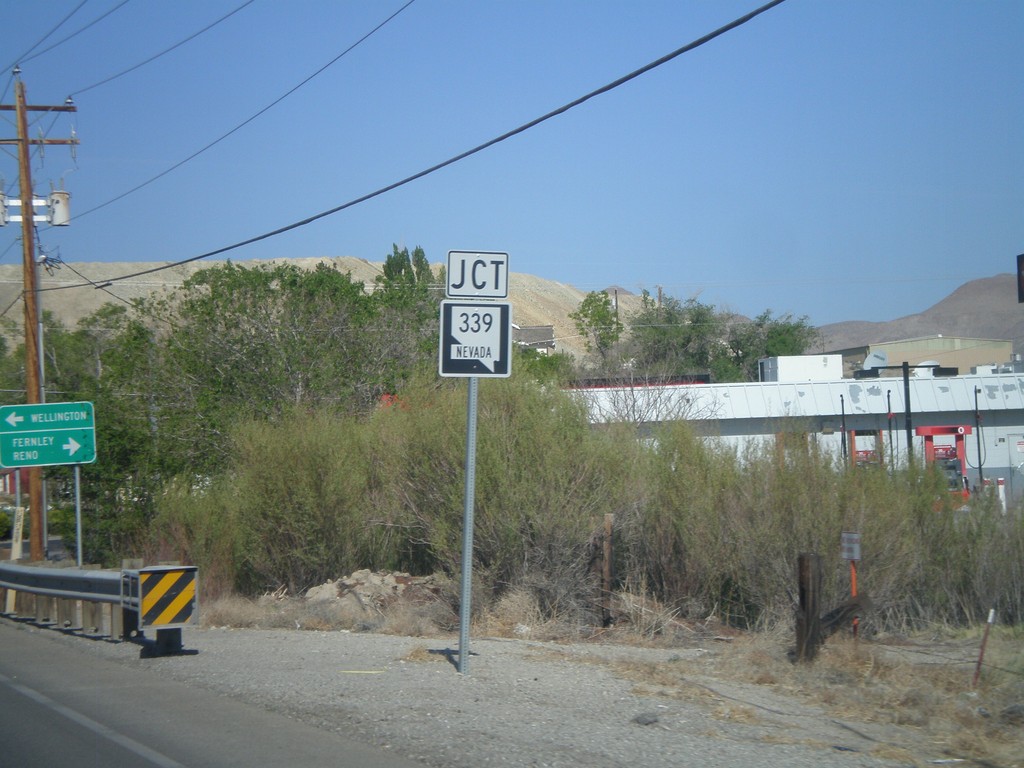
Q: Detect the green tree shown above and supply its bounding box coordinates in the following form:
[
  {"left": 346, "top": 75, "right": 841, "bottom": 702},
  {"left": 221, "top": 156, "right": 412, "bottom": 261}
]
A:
[
  {"left": 46, "top": 259, "right": 438, "bottom": 561},
  {"left": 2, "top": 304, "right": 166, "bottom": 563},
  {"left": 627, "top": 292, "right": 725, "bottom": 377},
  {"left": 513, "top": 347, "right": 576, "bottom": 385},
  {"left": 626, "top": 293, "right": 818, "bottom": 383},
  {"left": 378, "top": 244, "right": 434, "bottom": 288},
  {"left": 132, "top": 261, "right": 393, "bottom": 473},
  {"left": 569, "top": 291, "right": 623, "bottom": 364},
  {"left": 369, "top": 246, "right": 440, "bottom": 395},
  {"left": 412, "top": 246, "right": 433, "bottom": 285},
  {"left": 725, "top": 310, "right": 818, "bottom": 381},
  {"left": 0, "top": 317, "right": 18, "bottom": 392}
]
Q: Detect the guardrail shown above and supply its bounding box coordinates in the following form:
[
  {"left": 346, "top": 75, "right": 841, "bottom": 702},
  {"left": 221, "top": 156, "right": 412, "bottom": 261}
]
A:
[{"left": 0, "top": 560, "right": 198, "bottom": 655}]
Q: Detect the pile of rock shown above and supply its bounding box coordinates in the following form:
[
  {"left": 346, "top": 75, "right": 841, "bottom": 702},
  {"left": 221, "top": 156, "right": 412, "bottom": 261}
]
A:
[{"left": 304, "top": 569, "right": 448, "bottom": 618}]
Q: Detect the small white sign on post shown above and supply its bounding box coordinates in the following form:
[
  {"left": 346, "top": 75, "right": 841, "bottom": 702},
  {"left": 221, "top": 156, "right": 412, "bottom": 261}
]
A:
[
  {"left": 9, "top": 505, "right": 25, "bottom": 561},
  {"left": 438, "top": 301, "right": 512, "bottom": 378},
  {"left": 841, "top": 531, "right": 861, "bottom": 562},
  {"left": 446, "top": 251, "right": 509, "bottom": 299},
  {"left": 5, "top": 505, "right": 25, "bottom": 611}
]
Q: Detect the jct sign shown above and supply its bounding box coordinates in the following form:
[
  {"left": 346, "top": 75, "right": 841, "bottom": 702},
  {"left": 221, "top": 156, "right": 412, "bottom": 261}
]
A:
[{"left": 446, "top": 251, "right": 509, "bottom": 299}]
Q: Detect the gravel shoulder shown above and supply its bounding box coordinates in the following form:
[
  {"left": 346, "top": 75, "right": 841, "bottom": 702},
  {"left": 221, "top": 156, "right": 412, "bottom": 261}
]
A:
[{"left": 4, "top": 619, "right": 975, "bottom": 768}]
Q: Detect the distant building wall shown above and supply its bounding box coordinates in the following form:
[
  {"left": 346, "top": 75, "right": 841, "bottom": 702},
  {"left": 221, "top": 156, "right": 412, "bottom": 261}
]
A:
[
  {"left": 758, "top": 355, "right": 843, "bottom": 382},
  {"left": 832, "top": 336, "right": 1013, "bottom": 378},
  {"left": 512, "top": 325, "right": 555, "bottom": 353},
  {"left": 571, "top": 371, "right": 1024, "bottom": 500}
]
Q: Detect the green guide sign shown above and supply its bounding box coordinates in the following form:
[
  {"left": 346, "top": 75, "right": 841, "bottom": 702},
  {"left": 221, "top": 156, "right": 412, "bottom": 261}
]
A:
[{"left": 0, "top": 401, "right": 97, "bottom": 468}]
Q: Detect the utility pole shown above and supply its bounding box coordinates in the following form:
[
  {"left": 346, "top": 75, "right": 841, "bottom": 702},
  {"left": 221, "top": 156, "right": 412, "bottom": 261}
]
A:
[
  {"left": 902, "top": 361, "right": 912, "bottom": 465},
  {"left": 974, "top": 386, "right": 984, "bottom": 488},
  {"left": 0, "top": 77, "right": 77, "bottom": 561}
]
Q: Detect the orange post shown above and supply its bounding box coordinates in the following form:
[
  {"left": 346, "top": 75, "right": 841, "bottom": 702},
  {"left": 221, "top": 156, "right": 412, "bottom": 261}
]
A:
[{"left": 850, "top": 560, "right": 859, "bottom": 638}]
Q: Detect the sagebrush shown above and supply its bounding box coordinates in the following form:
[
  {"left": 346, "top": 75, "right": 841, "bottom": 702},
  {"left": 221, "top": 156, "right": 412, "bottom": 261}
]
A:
[{"left": 149, "top": 377, "right": 1024, "bottom": 631}]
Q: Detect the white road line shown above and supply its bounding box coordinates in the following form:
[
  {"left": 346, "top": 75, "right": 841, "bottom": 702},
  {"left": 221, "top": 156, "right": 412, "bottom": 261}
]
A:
[{"left": 0, "top": 671, "right": 187, "bottom": 768}]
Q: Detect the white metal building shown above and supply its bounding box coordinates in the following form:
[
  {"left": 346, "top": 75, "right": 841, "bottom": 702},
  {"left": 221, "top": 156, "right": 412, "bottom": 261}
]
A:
[{"left": 573, "top": 368, "right": 1024, "bottom": 499}]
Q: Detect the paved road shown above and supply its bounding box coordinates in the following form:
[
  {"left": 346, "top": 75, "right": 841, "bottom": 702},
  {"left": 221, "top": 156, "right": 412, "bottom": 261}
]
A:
[
  {"left": 0, "top": 536, "right": 69, "bottom": 561},
  {"left": 0, "top": 620, "right": 423, "bottom": 768}
]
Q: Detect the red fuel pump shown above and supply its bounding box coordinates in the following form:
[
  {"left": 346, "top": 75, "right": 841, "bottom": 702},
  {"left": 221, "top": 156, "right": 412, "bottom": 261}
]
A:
[{"left": 915, "top": 425, "right": 971, "bottom": 499}]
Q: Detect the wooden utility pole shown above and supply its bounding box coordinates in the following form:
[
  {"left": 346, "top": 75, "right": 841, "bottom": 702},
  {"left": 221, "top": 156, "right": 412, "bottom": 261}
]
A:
[{"left": 0, "top": 79, "right": 77, "bottom": 561}]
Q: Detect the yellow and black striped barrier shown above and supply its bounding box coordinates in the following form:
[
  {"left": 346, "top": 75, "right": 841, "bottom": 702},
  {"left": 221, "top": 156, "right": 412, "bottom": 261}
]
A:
[
  {"left": 138, "top": 566, "right": 197, "bottom": 629},
  {"left": 0, "top": 560, "right": 198, "bottom": 655},
  {"left": 121, "top": 565, "right": 198, "bottom": 654}
]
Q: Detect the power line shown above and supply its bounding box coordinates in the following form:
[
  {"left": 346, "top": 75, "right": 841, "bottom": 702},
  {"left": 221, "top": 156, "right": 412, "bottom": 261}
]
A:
[
  {"left": 0, "top": 291, "right": 22, "bottom": 320},
  {"left": 19, "top": 0, "right": 135, "bottom": 66},
  {"left": 67, "top": 0, "right": 257, "bottom": 98},
  {"left": 0, "top": 239, "right": 18, "bottom": 263},
  {"left": 3, "top": 0, "right": 238, "bottom": 175},
  {"left": 73, "top": 0, "right": 418, "bottom": 220},
  {"left": 60, "top": 259, "right": 133, "bottom": 306},
  {"left": 1, "top": 0, "right": 89, "bottom": 101},
  {"left": 46, "top": 0, "right": 788, "bottom": 293}
]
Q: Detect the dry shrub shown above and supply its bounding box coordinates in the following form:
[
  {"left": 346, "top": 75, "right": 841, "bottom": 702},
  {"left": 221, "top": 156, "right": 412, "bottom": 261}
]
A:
[
  {"left": 612, "top": 659, "right": 719, "bottom": 703},
  {"left": 476, "top": 586, "right": 583, "bottom": 641},
  {"left": 401, "top": 645, "right": 446, "bottom": 663},
  {"left": 612, "top": 587, "right": 682, "bottom": 639},
  {"left": 155, "top": 377, "right": 1024, "bottom": 636},
  {"left": 586, "top": 628, "right": 1021, "bottom": 766},
  {"left": 198, "top": 593, "right": 352, "bottom": 630},
  {"left": 711, "top": 704, "right": 761, "bottom": 724},
  {"left": 722, "top": 633, "right": 1023, "bottom": 766},
  {"left": 202, "top": 582, "right": 458, "bottom": 635},
  {"left": 200, "top": 594, "right": 268, "bottom": 628},
  {"left": 617, "top": 420, "right": 1024, "bottom": 633},
  {"left": 199, "top": 595, "right": 361, "bottom": 632},
  {"left": 479, "top": 587, "right": 544, "bottom": 635},
  {"left": 151, "top": 477, "right": 242, "bottom": 602},
  {"left": 380, "top": 599, "right": 456, "bottom": 637}
]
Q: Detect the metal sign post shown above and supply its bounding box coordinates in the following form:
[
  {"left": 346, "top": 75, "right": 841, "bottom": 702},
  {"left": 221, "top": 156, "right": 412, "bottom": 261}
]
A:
[
  {"left": 75, "top": 465, "right": 83, "bottom": 567},
  {"left": 440, "top": 250, "right": 511, "bottom": 675},
  {"left": 457, "top": 377, "right": 479, "bottom": 675}
]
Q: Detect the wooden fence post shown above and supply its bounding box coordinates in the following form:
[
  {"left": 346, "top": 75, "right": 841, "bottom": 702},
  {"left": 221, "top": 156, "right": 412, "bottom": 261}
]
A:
[
  {"left": 602, "top": 513, "right": 614, "bottom": 627},
  {"left": 796, "top": 553, "right": 822, "bottom": 662}
]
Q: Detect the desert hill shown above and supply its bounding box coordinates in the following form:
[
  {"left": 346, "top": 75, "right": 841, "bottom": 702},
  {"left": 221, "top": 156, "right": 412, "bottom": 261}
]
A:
[
  {"left": 1, "top": 259, "right": 1017, "bottom": 360},
  {"left": 818, "top": 274, "right": 1022, "bottom": 355},
  {"left": 0, "top": 257, "right": 644, "bottom": 359}
]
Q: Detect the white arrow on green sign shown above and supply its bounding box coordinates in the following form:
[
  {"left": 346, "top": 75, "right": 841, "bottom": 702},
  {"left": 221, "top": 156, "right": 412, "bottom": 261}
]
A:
[{"left": 0, "top": 401, "right": 97, "bottom": 468}]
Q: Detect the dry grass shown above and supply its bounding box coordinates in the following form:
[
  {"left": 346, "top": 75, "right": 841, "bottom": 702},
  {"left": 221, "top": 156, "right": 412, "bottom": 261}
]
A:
[
  {"left": 200, "top": 590, "right": 457, "bottom": 635},
  {"left": 612, "top": 589, "right": 682, "bottom": 639},
  {"left": 476, "top": 587, "right": 585, "bottom": 642},
  {"left": 200, "top": 584, "right": 1022, "bottom": 767},
  {"left": 711, "top": 704, "right": 762, "bottom": 724},
  {"left": 399, "top": 645, "right": 448, "bottom": 664},
  {"left": 508, "top": 618, "right": 1021, "bottom": 767},
  {"left": 611, "top": 629, "right": 1023, "bottom": 767}
]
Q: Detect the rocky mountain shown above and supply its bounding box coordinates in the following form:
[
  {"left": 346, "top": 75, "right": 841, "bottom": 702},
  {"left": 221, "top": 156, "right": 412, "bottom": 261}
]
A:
[
  {"left": 0, "top": 259, "right": 1017, "bottom": 359},
  {"left": 818, "top": 274, "right": 1022, "bottom": 355}
]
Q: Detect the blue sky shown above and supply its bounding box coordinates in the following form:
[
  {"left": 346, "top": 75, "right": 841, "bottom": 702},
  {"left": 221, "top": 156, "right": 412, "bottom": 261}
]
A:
[{"left": 1, "top": 0, "right": 1021, "bottom": 326}]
